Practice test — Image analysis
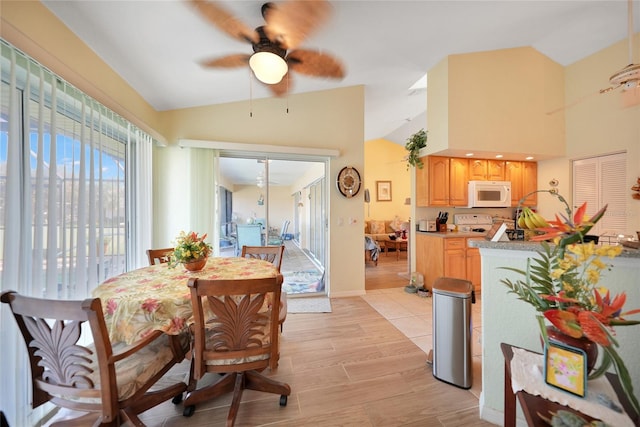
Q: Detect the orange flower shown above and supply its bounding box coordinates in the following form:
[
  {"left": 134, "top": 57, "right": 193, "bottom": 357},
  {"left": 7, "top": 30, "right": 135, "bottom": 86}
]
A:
[
  {"left": 530, "top": 202, "right": 607, "bottom": 248},
  {"left": 544, "top": 309, "right": 582, "bottom": 338},
  {"left": 577, "top": 310, "right": 611, "bottom": 346}
]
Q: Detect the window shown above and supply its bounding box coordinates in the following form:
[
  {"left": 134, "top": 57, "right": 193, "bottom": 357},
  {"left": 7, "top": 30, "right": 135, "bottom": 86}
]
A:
[
  {"left": 573, "top": 152, "right": 627, "bottom": 237},
  {"left": 1, "top": 39, "right": 153, "bottom": 426}
]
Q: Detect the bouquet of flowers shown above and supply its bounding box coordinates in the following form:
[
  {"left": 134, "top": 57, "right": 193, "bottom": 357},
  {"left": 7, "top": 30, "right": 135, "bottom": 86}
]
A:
[
  {"left": 501, "top": 191, "right": 640, "bottom": 413},
  {"left": 168, "top": 231, "right": 212, "bottom": 268}
]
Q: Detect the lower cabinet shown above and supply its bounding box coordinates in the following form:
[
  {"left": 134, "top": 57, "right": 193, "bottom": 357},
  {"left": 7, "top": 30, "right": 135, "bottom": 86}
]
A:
[{"left": 416, "top": 234, "right": 481, "bottom": 292}]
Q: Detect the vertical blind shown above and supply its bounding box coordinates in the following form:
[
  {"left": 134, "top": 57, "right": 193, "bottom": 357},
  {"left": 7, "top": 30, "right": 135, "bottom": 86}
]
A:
[{"left": 0, "top": 39, "right": 153, "bottom": 426}]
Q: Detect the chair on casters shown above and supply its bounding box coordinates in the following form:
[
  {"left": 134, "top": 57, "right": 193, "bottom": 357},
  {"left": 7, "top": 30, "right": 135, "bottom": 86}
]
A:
[
  {"left": 241, "top": 245, "right": 287, "bottom": 331},
  {"left": 235, "top": 224, "right": 263, "bottom": 255},
  {"left": 146, "top": 247, "right": 174, "bottom": 265},
  {"left": 182, "top": 275, "right": 291, "bottom": 426},
  {"left": 1, "top": 290, "right": 188, "bottom": 426}
]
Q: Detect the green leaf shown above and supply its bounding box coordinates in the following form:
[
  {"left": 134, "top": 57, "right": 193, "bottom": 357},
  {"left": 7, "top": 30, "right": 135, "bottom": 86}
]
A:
[{"left": 602, "top": 345, "right": 640, "bottom": 415}]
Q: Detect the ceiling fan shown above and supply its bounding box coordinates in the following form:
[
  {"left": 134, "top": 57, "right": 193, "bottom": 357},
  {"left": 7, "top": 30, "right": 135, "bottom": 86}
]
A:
[
  {"left": 598, "top": 0, "right": 640, "bottom": 101},
  {"left": 548, "top": 0, "right": 639, "bottom": 113},
  {"left": 189, "top": 0, "right": 345, "bottom": 96}
]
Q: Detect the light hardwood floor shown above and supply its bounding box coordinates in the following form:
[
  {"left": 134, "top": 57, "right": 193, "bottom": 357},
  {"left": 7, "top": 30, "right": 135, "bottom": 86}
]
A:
[{"left": 132, "top": 250, "right": 492, "bottom": 426}]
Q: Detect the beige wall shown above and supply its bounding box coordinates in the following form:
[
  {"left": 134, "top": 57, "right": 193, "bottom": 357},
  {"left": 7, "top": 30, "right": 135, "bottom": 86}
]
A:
[
  {"left": 537, "top": 33, "right": 640, "bottom": 233},
  {"left": 427, "top": 47, "right": 565, "bottom": 160},
  {"left": 156, "top": 86, "right": 366, "bottom": 297},
  {"left": 232, "top": 185, "right": 293, "bottom": 233},
  {"left": 363, "top": 139, "right": 411, "bottom": 221}
]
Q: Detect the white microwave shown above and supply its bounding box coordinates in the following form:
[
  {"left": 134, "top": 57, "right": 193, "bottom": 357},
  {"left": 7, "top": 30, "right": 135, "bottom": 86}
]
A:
[{"left": 467, "top": 180, "right": 511, "bottom": 208}]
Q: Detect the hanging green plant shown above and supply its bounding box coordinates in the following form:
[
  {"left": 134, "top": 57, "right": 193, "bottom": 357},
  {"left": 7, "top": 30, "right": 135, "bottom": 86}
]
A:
[{"left": 405, "top": 129, "right": 427, "bottom": 169}]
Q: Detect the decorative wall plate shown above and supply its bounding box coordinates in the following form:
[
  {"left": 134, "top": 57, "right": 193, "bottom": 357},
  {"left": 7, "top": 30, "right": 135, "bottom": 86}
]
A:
[{"left": 336, "top": 166, "right": 361, "bottom": 198}]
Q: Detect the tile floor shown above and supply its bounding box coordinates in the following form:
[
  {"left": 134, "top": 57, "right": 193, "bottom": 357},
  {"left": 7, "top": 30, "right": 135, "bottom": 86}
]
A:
[{"left": 361, "top": 287, "right": 483, "bottom": 399}]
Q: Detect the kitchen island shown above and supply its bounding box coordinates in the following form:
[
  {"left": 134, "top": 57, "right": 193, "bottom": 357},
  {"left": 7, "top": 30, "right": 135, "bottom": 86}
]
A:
[
  {"left": 468, "top": 239, "right": 640, "bottom": 425},
  {"left": 415, "top": 230, "right": 486, "bottom": 292}
]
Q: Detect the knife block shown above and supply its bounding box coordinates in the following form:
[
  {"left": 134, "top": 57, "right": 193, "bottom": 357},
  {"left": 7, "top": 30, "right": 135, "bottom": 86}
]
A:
[{"left": 437, "top": 221, "right": 447, "bottom": 232}]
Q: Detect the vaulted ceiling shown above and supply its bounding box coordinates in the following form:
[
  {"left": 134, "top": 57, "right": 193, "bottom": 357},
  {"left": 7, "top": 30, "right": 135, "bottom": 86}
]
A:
[{"left": 42, "top": 0, "right": 639, "bottom": 144}]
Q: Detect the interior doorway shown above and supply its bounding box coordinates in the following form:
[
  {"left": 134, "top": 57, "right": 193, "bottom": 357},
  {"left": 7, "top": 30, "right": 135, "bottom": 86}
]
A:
[{"left": 217, "top": 155, "right": 327, "bottom": 296}]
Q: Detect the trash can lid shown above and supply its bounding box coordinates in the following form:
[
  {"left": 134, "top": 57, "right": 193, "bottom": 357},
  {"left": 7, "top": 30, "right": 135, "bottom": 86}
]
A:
[{"left": 432, "top": 277, "right": 473, "bottom": 298}]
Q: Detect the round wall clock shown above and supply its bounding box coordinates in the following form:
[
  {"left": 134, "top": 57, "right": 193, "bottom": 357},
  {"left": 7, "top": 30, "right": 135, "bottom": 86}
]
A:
[{"left": 336, "top": 166, "right": 362, "bottom": 198}]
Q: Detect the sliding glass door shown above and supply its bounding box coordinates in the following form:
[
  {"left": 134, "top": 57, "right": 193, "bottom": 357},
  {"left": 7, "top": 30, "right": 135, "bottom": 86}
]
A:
[
  {"left": 217, "top": 154, "right": 327, "bottom": 294},
  {"left": 307, "top": 178, "right": 326, "bottom": 266}
]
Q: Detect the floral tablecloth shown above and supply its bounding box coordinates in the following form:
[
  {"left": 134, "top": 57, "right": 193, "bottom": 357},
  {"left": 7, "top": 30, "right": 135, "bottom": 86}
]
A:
[{"left": 93, "top": 257, "right": 278, "bottom": 344}]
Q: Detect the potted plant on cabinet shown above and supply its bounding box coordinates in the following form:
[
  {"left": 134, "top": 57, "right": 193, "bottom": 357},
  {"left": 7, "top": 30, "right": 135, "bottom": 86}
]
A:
[{"left": 405, "top": 129, "right": 427, "bottom": 169}]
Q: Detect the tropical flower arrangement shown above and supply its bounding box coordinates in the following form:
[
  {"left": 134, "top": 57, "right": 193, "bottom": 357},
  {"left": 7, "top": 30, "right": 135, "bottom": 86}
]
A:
[
  {"left": 168, "top": 231, "right": 212, "bottom": 268},
  {"left": 500, "top": 190, "right": 640, "bottom": 414}
]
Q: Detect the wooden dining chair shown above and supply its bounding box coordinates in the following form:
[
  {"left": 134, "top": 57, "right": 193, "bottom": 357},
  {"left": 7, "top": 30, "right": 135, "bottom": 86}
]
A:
[
  {"left": 183, "top": 275, "right": 291, "bottom": 426},
  {"left": 240, "top": 245, "right": 287, "bottom": 331},
  {"left": 146, "top": 247, "right": 174, "bottom": 265},
  {"left": 1, "top": 290, "right": 188, "bottom": 427},
  {"left": 240, "top": 245, "right": 285, "bottom": 272}
]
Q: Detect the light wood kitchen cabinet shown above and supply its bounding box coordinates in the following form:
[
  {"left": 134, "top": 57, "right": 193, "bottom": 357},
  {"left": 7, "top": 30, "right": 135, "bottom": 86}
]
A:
[
  {"left": 427, "top": 156, "right": 449, "bottom": 206},
  {"left": 468, "top": 159, "right": 505, "bottom": 181},
  {"left": 466, "top": 247, "right": 481, "bottom": 291},
  {"left": 449, "top": 158, "right": 468, "bottom": 206},
  {"left": 415, "top": 156, "right": 429, "bottom": 207},
  {"left": 416, "top": 155, "right": 534, "bottom": 207},
  {"left": 444, "top": 238, "right": 467, "bottom": 279},
  {"left": 505, "top": 161, "right": 537, "bottom": 206},
  {"left": 416, "top": 156, "right": 466, "bottom": 207},
  {"left": 522, "top": 161, "right": 538, "bottom": 205},
  {"left": 468, "top": 159, "right": 488, "bottom": 181},
  {"left": 487, "top": 160, "right": 506, "bottom": 180},
  {"left": 416, "top": 234, "right": 481, "bottom": 292},
  {"left": 505, "top": 161, "right": 523, "bottom": 206}
]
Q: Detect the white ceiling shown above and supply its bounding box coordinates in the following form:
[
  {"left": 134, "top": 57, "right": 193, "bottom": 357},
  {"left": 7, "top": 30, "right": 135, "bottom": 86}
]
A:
[
  {"left": 42, "top": 0, "right": 639, "bottom": 146},
  {"left": 39, "top": 1, "right": 639, "bottom": 186},
  {"left": 218, "top": 157, "right": 321, "bottom": 186}
]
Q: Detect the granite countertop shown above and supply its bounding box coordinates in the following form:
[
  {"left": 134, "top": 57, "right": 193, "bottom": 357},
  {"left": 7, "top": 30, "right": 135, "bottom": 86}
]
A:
[
  {"left": 468, "top": 239, "right": 640, "bottom": 259},
  {"left": 415, "top": 231, "right": 487, "bottom": 238}
]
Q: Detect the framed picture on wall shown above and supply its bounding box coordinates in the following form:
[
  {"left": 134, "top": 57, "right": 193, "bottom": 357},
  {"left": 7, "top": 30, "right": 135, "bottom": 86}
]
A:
[{"left": 376, "top": 181, "right": 392, "bottom": 201}]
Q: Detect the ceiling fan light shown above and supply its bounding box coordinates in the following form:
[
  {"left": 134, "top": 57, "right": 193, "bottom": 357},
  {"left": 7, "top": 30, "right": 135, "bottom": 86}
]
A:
[{"left": 249, "top": 52, "right": 288, "bottom": 84}]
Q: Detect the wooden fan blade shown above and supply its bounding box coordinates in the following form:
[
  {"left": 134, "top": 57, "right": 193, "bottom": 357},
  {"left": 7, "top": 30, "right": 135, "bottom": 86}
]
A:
[
  {"left": 287, "top": 49, "right": 345, "bottom": 79},
  {"left": 266, "top": 72, "right": 294, "bottom": 97},
  {"left": 201, "top": 54, "right": 250, "bottom": 68},
  {"left": 189, "top": 0, "right": 258, "bottom": 44},
  {"left": 263, "top": 0, "right": 331, "bottom": 50}
]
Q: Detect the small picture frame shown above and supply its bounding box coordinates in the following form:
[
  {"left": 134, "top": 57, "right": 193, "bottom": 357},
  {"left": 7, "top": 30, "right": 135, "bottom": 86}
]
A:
[
  {"left": 376, "top": 181, "right": 392, "bottom": 201},
  {"left": 544, "top": 340, "right": 587, "bottom": 398}
]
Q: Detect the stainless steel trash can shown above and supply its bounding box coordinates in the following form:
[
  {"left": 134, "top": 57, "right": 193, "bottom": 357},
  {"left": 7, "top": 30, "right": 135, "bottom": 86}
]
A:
[{"left": 432, "top": 277, "right": 475, "bottom": 389}]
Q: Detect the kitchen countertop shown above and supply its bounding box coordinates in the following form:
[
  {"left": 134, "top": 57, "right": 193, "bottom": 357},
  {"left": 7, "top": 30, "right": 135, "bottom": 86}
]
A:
[
  {"left": 415, "top": 230, "right": 487, "bottom": 238},
  {"left": 468, "top": 239, "right": 640, "bottom": 259}
]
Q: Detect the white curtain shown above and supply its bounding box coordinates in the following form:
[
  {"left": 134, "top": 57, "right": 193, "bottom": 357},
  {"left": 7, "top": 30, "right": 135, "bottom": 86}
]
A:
[
  {"left": 0, "top": 39, "right": 153, "bottom": 427},
  {"left": 129, "top": 129, "right": 154, "bottom": 269}
]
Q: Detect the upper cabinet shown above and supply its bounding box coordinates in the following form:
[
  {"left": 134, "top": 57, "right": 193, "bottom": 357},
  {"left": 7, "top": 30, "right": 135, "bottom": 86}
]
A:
[
  {"left": 417, "top": 156, "right": 469, "bottom": 207},
  {"left": 449, "top": 158, "right": 469, "bottom": 206},
  {"left": 468, "top": 159, "right": 505, "bottom": 181},
  {"left": 505, "top": 161, "right": 537, "bottom": 206},
  {"left": 417, "top": 156, "right": 537, "bottom": 207}
]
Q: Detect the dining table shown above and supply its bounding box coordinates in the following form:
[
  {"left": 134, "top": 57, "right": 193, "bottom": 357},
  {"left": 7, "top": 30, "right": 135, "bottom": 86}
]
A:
[{"left": 92, "top": 257, "right": 280, "bottom": 344}]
